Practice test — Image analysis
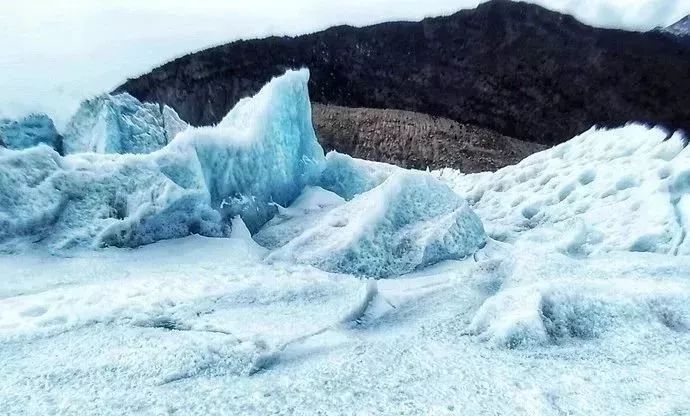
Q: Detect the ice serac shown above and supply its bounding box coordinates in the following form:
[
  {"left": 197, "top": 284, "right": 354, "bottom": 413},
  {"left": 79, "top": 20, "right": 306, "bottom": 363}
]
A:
[
  {"left": 266, "top": 171, "right": 486, "bottom": 278},
  {"left": 62, "top": 93, "right": 188, "bottom": 155},
  {"left": 0, "top": 69, "right": 324, "bottom": 250},
  {"left": 0, "top": 114, "right": 62, "bottom": 152}
]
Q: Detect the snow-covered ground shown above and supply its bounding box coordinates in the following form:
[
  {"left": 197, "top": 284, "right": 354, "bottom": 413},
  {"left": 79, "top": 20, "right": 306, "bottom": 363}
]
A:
[
  {"left": 2, "top": 231, "right": 689, "bottom": 414},
  {"left": 1, "top": 72, "right": 689, "bottom": 415}
]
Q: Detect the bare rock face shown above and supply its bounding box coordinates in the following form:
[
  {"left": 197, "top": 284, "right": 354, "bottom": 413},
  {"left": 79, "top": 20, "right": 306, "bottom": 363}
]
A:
[
  {"left": 312, "top": 104, "right": 545, "bottom": 172},
  {"left": 117, "top": 0, "right": 690, "bottom": 147}
]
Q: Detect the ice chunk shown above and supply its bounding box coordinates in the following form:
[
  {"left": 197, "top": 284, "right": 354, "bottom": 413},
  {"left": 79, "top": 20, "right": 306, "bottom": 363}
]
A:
[
  {"left": 162, "top": 105, "right": 188, "bottom": 142},
  {"left": 62, "top": 92, "right": 188, "bottom": 154},
  {"left": 0, "top": 145, "right": 226, "bottom": 250},
  {"left": 0, "top": 69, "right": 324, "bottom": 251},
  {"left": 0, "top": 114, "right": 62, "bottom": 152},
  {"left": 267, "top": 171, "right": 486, "bottom": 278}
]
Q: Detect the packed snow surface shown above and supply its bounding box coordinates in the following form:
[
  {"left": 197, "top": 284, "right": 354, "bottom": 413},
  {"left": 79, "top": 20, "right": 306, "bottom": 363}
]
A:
[
  {"left": 437, "top": 125, "right": 690, "bottom": 256},
  {"left": 62, "top": 93, "right": 187, "bottom": 155},
  {"left": 1, "top": 73, "right": 689, "bottom": 414}
]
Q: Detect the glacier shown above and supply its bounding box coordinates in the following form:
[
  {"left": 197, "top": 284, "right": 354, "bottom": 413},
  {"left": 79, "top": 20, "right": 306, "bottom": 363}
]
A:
[
  {"left": 62, "top": 92, "right": 188, "bottom": 154},
  {"left": 0, "top": 69, "right": 487, "bottom": 279},
  {"left": 1, "top": 71, "right": 690, "bottom": 415},
  {"left": 0, "top": 70, "right": 324, "bottom": 250},
  {"left": 0, "top": 113, "right": 62, "bottom": 152}
]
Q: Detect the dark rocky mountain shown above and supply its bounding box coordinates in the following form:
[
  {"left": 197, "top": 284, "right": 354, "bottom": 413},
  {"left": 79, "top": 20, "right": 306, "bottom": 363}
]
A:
[
  {"left": 117, "top": 0, "right": 690, "bottom": 150},
  {"left": 655, "top": 15, "right": 690, "bottom": 45},
  {"left": 313, "top": 104, "right": 544, "bottom": 171}
]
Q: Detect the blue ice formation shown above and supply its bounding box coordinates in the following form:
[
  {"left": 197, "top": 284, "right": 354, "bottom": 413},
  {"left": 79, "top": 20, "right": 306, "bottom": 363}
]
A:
[
  {"left": 62, "top": 92, "right": 188, "bottom": 155},
  {"left": 0, "top": 114, "right": 62, "bottom": 152},
  {"left": 0, "top": 69, "right": 324, "bottom": 250},
  {"left": 317, "top": 151, "right": 398, "bottom": 200},
  {"left": 266, "top": 170, "right": 486, "bottom": 278},
  {"left": 0, "top": 68, "right": 485, "bottom": 274}
]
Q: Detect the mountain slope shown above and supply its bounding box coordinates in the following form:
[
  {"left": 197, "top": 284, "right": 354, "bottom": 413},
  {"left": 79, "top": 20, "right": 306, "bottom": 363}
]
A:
[
  {"left": 313, "top": 104, "right": 545, "bottom": 171},
  {"left": 657, "top": 15, "right": 690, "bottom": 45},
  {"left": 117, "top": 0, "right": 690, "bottom": 146},
  {"left": 662, "top": 15, "right": 690, "bottom": 37}
]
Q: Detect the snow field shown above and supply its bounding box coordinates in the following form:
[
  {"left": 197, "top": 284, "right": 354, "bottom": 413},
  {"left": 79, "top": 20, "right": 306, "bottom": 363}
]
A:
[{"left": 437, "top": 125, "right": 690, "bottom": 256}]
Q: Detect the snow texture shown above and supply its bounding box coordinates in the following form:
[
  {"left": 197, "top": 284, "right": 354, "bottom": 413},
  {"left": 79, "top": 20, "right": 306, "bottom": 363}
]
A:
[
  {"left": 1, "top": 232, "right": 689, "bottom": 415},
  {"left": 437, "top": 124, "right": 690, "bottom": 256},
  {"left": 0, "top": 70, "right": 324, "bottom": 251},
  {"left": 466, "top": 277, "right": 690, "bottom": 348},
  {"left": 253, "top": 186, "right": 346, "bottom": 249},
  {"left": 62, "top": 92, "right": 188, "bottom": 155},
  {"left": 0, "top": 114, "right": 61, "bottom": 152},
  {"left": 267, "top": 171, "right": 486, "bottom": 278}
]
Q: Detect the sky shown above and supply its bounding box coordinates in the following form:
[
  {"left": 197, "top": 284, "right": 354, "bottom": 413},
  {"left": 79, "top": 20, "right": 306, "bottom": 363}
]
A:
[{"left": 1, "top": 0, "right": 688, "bottom": 128}]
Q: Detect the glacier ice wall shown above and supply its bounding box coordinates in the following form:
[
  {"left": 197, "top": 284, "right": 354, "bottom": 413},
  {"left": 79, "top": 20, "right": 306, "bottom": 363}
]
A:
[
  {"left": 62, "top": 93, "right": 188, "bottom": 155},
  {"left": 0, "top": 114, "right": 62, "bottom": 152},
  {"left": 437, "top": 124, "right": 690, "bottom": 256},
  {"left": 0, "top": 69, "right": 324, "bottom": 250},
  {"left": 266, "top": 171, "right": 486, "bottom": 278}
]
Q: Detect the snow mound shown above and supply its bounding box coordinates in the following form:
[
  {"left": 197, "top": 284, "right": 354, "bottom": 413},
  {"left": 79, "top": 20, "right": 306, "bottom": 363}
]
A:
[
  {"left": 438, "top": 125, "right": 690, "bottom": 255},
  {"left": 0, "top": 114, "right": 62, "bottom": 152},
  {"left": 0, "top": 70, "right": 324, "bottom": 250},
  {"left": 466, "top": 278, "right": 690, "bottom": 348},
  {"left": 267, "top": 171, "right": 486, "bottom": 278},
  {"left": 62, "top": 92, "right": 188, "bottom": 154}
]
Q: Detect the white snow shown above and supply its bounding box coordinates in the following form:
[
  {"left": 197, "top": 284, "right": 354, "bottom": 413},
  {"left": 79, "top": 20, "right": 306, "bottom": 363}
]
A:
[
  {"left": 436, "top": 124, "right": 690, "bottom": 256},
  {"left": 1, "top": 231, "right": 689, "bottom": 415},
  {"left": 1, "top": 76, "right": 689, "bottom": 415}
]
